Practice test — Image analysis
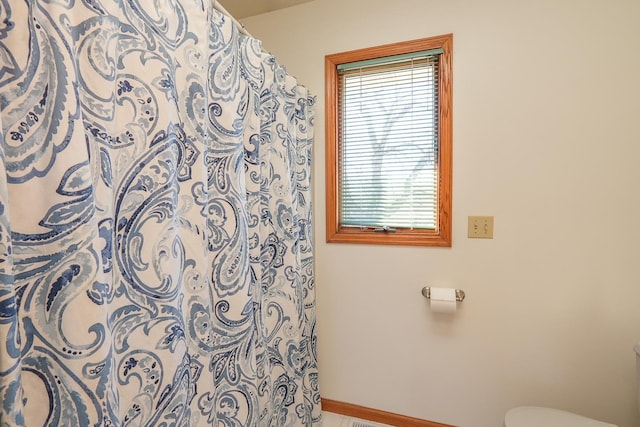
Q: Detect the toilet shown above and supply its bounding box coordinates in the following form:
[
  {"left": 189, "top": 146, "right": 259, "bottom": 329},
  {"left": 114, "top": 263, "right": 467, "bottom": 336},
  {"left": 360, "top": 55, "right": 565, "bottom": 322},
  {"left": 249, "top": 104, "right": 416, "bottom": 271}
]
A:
[
  {"left": 504, "top": 407, "right": 616, "bottom": 427},
  {"left": 504, "top": 342, "right": 640, "bottom": 427}
]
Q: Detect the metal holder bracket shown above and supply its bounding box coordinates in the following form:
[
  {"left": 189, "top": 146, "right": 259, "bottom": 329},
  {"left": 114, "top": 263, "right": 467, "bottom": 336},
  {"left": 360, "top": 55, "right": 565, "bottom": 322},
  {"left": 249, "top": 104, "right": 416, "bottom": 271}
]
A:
[{"left": 421, "top": 287, "right": 465, "bottom": 302}]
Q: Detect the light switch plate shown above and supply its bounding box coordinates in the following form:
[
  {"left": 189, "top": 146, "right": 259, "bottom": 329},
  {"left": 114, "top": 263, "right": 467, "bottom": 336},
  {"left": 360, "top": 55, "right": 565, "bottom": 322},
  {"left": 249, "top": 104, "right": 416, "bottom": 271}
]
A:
[{"left": 468, "top": 216, "right": 494, "bottom": 239}]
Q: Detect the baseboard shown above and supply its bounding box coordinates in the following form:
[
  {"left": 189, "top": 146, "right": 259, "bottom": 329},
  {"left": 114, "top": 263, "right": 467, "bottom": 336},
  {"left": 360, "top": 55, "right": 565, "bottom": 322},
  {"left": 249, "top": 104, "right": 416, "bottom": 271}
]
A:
[{"left": 321, "top": 398, "right": 456, "bottom": 427}]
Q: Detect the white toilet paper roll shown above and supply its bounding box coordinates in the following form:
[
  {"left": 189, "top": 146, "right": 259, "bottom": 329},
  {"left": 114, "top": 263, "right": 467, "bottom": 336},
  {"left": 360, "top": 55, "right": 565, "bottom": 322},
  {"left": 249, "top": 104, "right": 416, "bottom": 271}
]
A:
[
  {"left": 430, "top": 299, "right": 457, "bottom": 314},
  {"left": 429, "top": 287, "right": 457, "bottom": 314}
]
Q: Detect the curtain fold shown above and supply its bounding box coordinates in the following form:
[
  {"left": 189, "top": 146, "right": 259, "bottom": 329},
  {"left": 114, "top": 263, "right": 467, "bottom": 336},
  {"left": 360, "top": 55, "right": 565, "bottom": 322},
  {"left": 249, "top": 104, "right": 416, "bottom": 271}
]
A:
[{"left": 0, "top": 1, "right": 319, "bottom": 425}]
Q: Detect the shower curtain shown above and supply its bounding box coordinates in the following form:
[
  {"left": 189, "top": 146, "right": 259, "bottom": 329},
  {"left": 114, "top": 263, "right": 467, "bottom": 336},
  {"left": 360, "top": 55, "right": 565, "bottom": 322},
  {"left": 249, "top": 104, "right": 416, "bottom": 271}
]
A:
[{"left": 0, "top": 1, "right": 319, "bottom": 426}]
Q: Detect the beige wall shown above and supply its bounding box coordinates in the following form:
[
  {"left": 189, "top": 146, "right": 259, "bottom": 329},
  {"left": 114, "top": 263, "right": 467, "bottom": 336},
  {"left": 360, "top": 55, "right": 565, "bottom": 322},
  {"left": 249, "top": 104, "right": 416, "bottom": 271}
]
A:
[{"left": 243, "top": 1, "right": 640, "bottom": 426}]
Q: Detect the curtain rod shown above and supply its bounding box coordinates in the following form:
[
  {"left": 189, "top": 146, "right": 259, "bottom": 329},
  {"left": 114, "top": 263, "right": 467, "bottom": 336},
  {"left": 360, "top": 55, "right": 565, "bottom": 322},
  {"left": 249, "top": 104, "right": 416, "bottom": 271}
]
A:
[{"left": 211, "top": 1, "right": 253, "bottom": 38}]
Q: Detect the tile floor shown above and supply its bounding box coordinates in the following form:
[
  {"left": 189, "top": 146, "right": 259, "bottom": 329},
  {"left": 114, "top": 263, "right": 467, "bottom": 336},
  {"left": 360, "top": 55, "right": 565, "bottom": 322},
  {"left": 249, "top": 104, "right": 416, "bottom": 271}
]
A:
[{"left": 321, "top": 411, "right": 394, "bottom": 427}]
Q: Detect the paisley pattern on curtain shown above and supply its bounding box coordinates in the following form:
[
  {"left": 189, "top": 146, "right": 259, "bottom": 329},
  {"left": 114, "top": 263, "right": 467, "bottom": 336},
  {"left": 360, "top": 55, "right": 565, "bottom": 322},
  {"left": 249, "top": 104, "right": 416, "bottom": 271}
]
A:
[{"left": 0, "top": 1, "right": 319, "bottom": 425}]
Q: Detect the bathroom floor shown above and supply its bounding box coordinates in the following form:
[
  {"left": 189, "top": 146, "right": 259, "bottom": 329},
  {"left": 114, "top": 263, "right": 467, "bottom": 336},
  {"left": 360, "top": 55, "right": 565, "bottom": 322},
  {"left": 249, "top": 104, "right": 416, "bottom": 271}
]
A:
[{"left": 321, "top": 411, "right": 395, "bottom": 427}]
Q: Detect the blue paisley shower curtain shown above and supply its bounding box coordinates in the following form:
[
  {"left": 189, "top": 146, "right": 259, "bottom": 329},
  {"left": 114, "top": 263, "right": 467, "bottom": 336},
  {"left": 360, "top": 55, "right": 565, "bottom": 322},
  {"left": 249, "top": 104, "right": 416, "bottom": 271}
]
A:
[{"left": 0, "top": 1, "right": 319, "bottom": 425}]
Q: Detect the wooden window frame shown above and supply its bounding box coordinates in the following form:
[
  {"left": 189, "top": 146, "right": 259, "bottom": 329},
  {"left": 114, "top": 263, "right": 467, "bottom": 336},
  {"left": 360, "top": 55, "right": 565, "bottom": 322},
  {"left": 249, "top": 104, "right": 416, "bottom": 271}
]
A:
[{"left": 325, "top": 34, "right": 453, "bottom": 247}]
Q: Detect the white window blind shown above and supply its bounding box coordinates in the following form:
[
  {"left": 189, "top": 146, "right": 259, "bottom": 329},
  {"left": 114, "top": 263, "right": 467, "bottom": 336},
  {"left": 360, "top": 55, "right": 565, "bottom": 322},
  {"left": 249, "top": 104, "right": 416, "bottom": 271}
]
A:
[{"left": 338, "top": 49, "right": 441, "bottom": 230}]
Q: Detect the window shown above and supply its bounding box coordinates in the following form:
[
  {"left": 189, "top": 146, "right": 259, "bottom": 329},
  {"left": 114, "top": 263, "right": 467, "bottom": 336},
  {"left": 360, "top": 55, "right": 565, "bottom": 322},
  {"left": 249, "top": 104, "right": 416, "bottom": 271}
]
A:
[{"left": 325, "top": 34, "right": 452, "bottom": 246}]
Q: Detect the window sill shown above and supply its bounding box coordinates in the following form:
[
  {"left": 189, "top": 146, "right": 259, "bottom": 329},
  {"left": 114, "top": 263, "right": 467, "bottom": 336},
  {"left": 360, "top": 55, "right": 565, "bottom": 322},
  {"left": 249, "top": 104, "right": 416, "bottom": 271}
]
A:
[{"left": 326, "top": 226, "right": 451, "bottom": 247}]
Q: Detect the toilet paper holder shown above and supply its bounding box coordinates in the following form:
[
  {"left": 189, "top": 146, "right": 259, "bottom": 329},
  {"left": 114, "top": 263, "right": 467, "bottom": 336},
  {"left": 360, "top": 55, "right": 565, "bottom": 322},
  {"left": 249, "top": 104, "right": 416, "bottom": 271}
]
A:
[{"left": 421, "top": 287, "right": 466, "bottom": 302}]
